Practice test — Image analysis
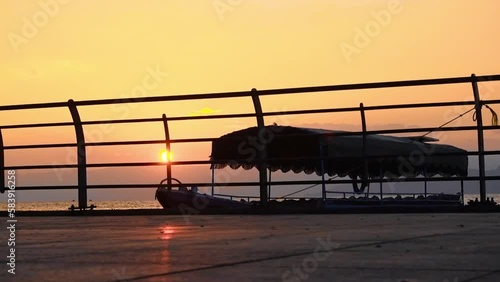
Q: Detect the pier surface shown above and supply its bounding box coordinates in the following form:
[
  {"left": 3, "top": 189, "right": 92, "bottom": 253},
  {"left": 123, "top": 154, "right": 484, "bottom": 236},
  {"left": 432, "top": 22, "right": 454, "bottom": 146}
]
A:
[{"left": 1, "top": 213, "right": 500, "bottom": 282}]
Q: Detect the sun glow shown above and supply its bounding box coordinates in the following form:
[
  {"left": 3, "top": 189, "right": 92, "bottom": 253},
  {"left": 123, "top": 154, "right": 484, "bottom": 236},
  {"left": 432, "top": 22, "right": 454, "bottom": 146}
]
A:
[
  {"left": 160, "top": 150, "right": 171, "bottom": 163},
  {"left": 160, "top": 226, "right": 176, "bottom": 240}
]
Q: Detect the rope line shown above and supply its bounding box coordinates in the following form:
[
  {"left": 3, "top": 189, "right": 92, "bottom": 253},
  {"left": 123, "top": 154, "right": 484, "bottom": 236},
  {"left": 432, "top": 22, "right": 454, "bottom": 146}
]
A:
[{"left": 418, "top": 107, "right": 475, "bottom": 142}]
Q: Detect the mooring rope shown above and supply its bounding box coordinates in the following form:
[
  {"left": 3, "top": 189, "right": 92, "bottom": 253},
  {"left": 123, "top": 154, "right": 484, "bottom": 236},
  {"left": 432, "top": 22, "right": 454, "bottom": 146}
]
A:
[
  {"left": 474, "top": 104, "right": 498, "bottom": 126},
  {"left": 417, "top": 107, "right": 476, "bottom": 142}
]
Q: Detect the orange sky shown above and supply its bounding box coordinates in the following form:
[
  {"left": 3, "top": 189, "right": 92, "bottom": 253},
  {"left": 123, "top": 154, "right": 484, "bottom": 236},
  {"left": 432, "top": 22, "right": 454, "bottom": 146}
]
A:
[{"left": 0, "top": 0, "right": 499, "bottom": 201}]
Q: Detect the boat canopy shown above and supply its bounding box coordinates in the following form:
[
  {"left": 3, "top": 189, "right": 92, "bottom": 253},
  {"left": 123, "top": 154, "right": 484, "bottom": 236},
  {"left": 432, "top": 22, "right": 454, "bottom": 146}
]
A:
[{"left": 210, "top": 125, "right": 468, "bottom": 179}]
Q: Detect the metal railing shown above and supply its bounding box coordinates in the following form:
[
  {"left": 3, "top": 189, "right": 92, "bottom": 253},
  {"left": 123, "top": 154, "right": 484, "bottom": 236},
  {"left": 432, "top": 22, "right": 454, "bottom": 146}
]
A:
[{"left": 1, "top": 73, "right": 500, "bottom": 209}]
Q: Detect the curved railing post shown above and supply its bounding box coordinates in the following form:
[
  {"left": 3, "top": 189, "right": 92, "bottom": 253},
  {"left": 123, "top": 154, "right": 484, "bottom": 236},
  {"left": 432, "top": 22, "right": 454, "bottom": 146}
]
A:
[
  {"left": 68, "top": 100, "right": 87, "bottom": 210},
  {"left": 162, "top": 114, "right": 172, "bottom": 190},
  {"left": 471, "top": 74, "right": 486, "bottom": 203},
  {"left": 0, "top": 128, "right": 4, "bottom": 193},
  {"left": 251, "top": 88, "right": 268, "bottom": 205}
]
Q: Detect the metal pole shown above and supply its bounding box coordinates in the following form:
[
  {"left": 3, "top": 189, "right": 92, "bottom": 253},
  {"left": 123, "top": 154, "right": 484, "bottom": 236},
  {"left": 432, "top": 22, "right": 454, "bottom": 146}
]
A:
[
  {"left": 424, "top": 165, "right": 427, "bottom": 198},
  {"left": 268, "top": 169, "right": 272, "bottom": 200},
  {"left": 320, "top": 144, "right": 326, "bottom": 201},
  {"left": 461, "top": 180, "right": 464, "bottom": 205},
  {"left": 251, "top": 88, "right": 268, "bottom": 205},
  {"left": 0, "top": 128, "right": 4, "bottom": 194},
  {"left": 162, "top": 114, "right": 172, "bottom": 191},
  {"left": 471, "top": 74, "right": 486, "bottom": 203},
  {"left": 360, "top": 103, "right": 369, "bottom": 194},
  {"left": 379, "top": 167, "right": 383, "bottom": 204},
  {"left": 211, "top": 165, "right": 215, "bottom": 196},
  {"left": 68, "top": 100, "right": 87, "bottom": 210},
  {"left": 321, "top": 159, "right": 326, "bottom": 201}
]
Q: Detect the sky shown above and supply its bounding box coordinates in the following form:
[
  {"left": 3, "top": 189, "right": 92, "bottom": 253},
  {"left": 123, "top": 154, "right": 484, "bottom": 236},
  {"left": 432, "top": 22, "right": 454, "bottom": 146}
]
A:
[{"left": 0, "top": 0, "right": 499, "bottom": 202}]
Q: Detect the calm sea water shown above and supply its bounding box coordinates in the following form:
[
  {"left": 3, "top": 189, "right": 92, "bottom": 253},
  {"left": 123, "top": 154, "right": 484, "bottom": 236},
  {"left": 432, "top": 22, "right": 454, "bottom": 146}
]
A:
[
  {"left": 0, "top": 200, "right": 163, "bottom": 211},
  {"left": 1, "top": 194, "right": 499, "bottom": 211}
]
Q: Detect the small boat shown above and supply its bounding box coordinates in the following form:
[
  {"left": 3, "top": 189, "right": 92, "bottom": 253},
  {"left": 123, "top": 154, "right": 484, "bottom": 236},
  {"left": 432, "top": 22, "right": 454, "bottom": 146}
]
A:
[
  {"left": 156, "top": 125, "right": 469, "bottom": 211},
  {"left": 155, "top": 178, "right": 250, "bottom": 210}
]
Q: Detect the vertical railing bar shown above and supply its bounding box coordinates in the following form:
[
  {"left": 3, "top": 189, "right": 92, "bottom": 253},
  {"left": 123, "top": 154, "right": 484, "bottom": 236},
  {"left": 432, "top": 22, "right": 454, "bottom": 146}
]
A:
[
  {"left": 211, "top": 165, "right": 215, "bottom": 196},
  {"left": 251, "top": 88, "right": 268, "bottom": 205},
  {"left": 320, "top": 144, "right": 326, "bottom": 202},
  {"left": 319, "top": 139, "right": 327, "bottom": 202},
  {"left": 162, "top": 114, "right": 172, "bottom": 191},
  {"left": 461, "top": 180, "right": 464, "bottom": 205},
  {"left": 379, "top": 167, "right": 383, "bottom": 205},
  {"left": 424, "top": 165, "right": 427, "bottom": 198},
  {"left": 0, "top": 128, "right": 5, "bottom": 193},
  {"left": 471, "top": 74, "right": 487, "bottom": 203},
  {"left": 360, "top": 103, "right": 369, "bottom": 195},
  {"left": 268, "top": 168, "right": 272, "bottom": 200},
  {"left": 68, "top": 100, "right": 87, "bottom": 210}
]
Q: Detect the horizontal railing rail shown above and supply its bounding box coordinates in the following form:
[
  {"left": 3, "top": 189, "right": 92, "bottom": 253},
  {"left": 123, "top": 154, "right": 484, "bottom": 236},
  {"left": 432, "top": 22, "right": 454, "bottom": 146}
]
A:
[
  {"left": 9, "top": 175, "right": 500, "bottom": 191},
  {"left": 2, "top": 74, "right": 500, "bottom": 112},
  {"left": 4, "top": 149, "right": 500, "bottom": 172},
  {"left": 3, "top": 99, "right": 500, "bottom": 130},
  {"left": 3, "top": 125, "right": 500, "bottom": 151}
]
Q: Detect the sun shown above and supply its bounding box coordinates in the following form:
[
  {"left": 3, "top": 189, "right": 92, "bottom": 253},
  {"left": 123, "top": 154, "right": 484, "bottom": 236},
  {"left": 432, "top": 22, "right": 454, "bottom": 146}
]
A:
[{"left": 160, "top": 150, "right": 171, "bottom": 163}]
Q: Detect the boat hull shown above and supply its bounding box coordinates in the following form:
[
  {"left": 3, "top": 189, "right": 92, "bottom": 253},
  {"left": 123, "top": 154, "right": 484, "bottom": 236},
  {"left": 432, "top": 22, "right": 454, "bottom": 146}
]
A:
[{"left": 155, "top": 188, "right": 249, "bottom": 210}]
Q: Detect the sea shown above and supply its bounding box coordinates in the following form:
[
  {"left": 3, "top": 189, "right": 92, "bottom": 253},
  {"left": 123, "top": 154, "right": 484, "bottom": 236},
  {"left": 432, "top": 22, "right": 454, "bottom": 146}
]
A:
[
  {"left": 1, "top": 194, "right": 499, "bottom": 211},
  {"left": 0, "top": 200, "right": 163, "bottom": 211}
]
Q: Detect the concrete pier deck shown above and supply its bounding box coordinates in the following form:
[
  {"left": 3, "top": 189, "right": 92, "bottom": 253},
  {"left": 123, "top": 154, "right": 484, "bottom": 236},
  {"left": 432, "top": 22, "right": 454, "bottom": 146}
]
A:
[{"left": 1, "top": 214, "right": 500, "bottom": 281}]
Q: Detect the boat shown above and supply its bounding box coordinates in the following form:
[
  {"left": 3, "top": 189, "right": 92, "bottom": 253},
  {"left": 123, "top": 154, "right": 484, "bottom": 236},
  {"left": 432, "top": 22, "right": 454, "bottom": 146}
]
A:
[
  {"left": 155, "top": 178, "right": 250, "bottom": 210},
  {"left": 156, "top": 125, "right": 468, "bottom": 210},
  {"left": 209, "top": 125, "right": 467, "bottom": 208}
]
